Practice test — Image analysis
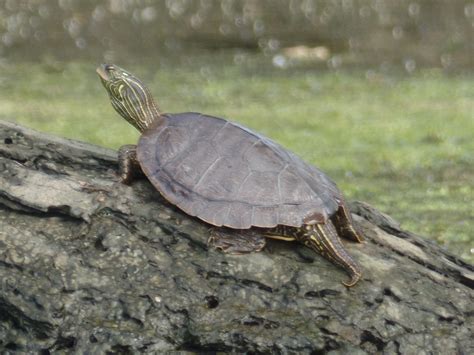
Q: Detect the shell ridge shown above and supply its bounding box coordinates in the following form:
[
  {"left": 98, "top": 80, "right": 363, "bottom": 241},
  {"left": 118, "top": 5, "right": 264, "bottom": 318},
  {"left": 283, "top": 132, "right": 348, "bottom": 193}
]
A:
[
  {"left": 276, "top": 163, "right": 289, "bottom": 205},
  {"left": 209, "top": 120, "right": 230, "bottom": 141},
  {"left": 140, "top": 112, "right": 342, "bottom": 228},
  {"left": 193, "top": 156, "right": 223, "bottom": 190},
  {"left": 232, "top": 167, "right": 252, "bottom": 200},
  {"left": 242, "top": 137, "right": 262, "bottom": 157},
  {"left": 223, "top": 204, "right": 232, "bottom": 223},
  {"left": 148, "top": 167, "right": 310, "bottom": 210}
]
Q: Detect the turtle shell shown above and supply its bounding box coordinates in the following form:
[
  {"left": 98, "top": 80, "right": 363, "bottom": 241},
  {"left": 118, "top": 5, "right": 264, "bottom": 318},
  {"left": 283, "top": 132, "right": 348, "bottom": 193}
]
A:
[{"left": 137, "top": 112, "right": 343, "bottom": 229}]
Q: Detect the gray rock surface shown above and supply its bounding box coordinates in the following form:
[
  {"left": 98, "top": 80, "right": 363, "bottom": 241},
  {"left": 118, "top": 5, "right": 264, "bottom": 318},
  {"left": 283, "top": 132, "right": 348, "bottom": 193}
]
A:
[{"left": 0, "top": 120, "right": 473, "bottom": 354}]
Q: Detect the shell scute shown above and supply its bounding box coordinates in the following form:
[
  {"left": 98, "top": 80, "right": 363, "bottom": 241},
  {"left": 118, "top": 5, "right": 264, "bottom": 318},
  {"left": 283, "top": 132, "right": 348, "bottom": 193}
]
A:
[{"left": 137, "top": 112, "right": 343, "bottom": 229}]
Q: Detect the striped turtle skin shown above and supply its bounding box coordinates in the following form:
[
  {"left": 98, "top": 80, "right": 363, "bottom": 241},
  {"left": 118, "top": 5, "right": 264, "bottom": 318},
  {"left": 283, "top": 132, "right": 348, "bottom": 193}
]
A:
[{"left": 97, "top": 64, "right": 364, "bottom": 287}]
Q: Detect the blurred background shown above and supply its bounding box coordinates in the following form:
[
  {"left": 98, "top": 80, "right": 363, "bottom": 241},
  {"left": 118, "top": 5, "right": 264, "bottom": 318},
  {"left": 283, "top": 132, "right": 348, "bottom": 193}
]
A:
[{"left": 0, "top": 0, "right": 472, "bottom": 262}]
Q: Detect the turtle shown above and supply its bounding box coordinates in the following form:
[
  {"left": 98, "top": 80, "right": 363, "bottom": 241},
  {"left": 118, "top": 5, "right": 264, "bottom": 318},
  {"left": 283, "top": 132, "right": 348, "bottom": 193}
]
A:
[{"left": 96, "top": 64, "right": 364, "bottom": 287}]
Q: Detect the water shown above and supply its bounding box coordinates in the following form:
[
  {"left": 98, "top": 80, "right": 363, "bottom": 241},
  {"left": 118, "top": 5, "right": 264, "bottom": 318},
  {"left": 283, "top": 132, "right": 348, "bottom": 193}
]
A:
[{"left": 0, "top": 0, "right": 472, "bottom": 71}]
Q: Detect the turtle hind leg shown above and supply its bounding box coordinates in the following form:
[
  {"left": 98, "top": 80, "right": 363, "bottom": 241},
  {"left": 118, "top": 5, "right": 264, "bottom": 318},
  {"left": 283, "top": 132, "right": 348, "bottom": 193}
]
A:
[
  {"left": 299, "top": 222, "right": 362, "bottom": 287},
  {"left": 332, "top": 203, "right": 364, "bottom": 243},
  {"left": 208, "top": 228, "right": 266, "bottom": 254},
  {"left": 118, "top": 144, "right": 144, "bottom": 184}
]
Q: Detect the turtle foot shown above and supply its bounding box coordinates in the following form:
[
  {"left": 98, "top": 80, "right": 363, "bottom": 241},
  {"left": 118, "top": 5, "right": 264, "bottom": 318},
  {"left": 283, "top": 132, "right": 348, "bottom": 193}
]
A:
[
  {"left": 333, "top": 203, "right": 364, "bottom": 243},
  {"left": 208, "top": 228, "right": 266, "bottom": 254},
  {"left": 118, "top": 144, "right": 144, "bottom": 185}
]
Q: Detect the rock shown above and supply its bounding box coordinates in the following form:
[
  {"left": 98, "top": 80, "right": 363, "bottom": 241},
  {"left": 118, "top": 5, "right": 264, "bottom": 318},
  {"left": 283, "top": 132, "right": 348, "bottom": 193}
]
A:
[{"left": 0, "top": 120, "right": 472, "bottom": 353}]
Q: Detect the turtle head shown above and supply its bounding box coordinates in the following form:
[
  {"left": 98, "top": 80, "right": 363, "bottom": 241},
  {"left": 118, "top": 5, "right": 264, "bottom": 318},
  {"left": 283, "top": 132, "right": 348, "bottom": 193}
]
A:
[{"left": 97, "top": 64, "right": 161, "bottom": 132}]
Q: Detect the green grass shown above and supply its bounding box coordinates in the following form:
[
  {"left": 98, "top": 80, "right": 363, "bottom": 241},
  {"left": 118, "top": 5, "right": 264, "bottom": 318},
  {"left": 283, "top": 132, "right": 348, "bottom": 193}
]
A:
[{"left": 0, "top": 56, "right": 472, "bottom": 262}]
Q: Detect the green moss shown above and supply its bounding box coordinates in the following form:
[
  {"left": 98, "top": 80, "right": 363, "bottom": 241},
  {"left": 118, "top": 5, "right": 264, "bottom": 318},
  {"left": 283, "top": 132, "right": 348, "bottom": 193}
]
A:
[{"left": 0, "top": 57, "right": 472, "bottom": 262}]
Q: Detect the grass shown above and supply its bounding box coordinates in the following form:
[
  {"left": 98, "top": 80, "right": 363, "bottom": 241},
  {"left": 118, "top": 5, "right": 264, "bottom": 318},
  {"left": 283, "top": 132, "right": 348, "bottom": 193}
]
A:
[{"left": 0, "top": 54, "right": 472, "bottom": 262}]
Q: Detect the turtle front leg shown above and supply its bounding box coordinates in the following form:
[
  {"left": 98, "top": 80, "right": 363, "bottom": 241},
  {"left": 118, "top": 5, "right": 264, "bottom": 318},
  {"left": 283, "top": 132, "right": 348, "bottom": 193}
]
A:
[
  {"left": 298, "top": 222, "right": 362, "bottom": 287},
  {"left": 118, "top": 144, "right": 144, "bottom": 184},
  {"left": 208, "top": 228, "right": 266, "bottom": 254}
]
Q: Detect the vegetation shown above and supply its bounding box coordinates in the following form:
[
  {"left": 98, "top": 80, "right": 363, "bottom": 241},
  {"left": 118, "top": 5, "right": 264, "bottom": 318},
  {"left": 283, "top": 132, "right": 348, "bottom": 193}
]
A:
[{"left": 0, "top": 54, "right": 472, "bottom": 262}]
